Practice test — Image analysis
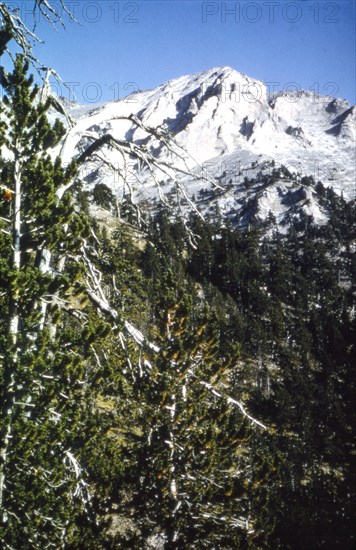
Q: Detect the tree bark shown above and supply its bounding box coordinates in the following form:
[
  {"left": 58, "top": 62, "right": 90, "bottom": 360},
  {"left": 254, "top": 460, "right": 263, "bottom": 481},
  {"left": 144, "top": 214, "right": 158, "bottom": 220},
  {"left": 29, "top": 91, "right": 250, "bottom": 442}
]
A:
[{"left": 0, "top": 153, "right": 22, "bottom": 518}]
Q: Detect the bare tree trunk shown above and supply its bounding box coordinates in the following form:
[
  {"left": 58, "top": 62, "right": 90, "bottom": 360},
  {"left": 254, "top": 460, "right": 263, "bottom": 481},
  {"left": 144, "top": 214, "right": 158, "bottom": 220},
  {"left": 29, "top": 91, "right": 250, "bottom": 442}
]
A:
[{"left": 0, "top": 154, "right": 22, "bottom": 517}]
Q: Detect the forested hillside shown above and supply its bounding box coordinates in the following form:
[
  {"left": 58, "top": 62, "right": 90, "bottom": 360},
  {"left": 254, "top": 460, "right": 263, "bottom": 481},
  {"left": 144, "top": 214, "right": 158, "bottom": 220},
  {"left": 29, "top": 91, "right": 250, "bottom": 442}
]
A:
[
  {"left": 0, "top": 2, "right": 355, "bottom": 548},
  {"left": 75, "top": 194, "right": 354, "bottom": 548}
]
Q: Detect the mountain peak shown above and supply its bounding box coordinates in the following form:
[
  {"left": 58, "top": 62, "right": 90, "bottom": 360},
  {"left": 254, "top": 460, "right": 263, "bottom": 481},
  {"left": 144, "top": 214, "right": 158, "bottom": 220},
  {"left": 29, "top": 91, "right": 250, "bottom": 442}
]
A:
[{"left": 59, "top": 66, "right": 355, "bottom": 230}]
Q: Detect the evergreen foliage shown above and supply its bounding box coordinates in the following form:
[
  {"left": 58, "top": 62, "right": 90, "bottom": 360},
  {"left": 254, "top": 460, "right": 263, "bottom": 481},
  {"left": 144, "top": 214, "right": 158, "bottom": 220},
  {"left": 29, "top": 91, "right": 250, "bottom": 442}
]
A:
[
  {"left": 86, "top": 205, "right": 354, "bottom": 548},
  {"left": 0, "top": 55, "right": 100, "bottom": 548},
  {"left": 0, "top": 50, "right": 354, "bottom": 550}
]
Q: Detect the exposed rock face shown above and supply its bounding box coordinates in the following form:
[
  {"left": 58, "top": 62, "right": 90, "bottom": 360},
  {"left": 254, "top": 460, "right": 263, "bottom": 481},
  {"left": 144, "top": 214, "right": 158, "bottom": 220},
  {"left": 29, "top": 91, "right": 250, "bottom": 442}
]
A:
[{"left": 56, "top": 67, "right": 355, "bottom": 230}]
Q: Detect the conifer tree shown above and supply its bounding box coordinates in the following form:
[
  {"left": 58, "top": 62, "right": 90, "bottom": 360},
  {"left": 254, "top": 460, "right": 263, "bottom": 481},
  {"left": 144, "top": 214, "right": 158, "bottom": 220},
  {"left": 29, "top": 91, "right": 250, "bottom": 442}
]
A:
[
  {"left": 106, "top": 304, "right": 267, "bottom": 548},
  {"left": 0, "top": 54, "right": 99, "bottom": 548}
]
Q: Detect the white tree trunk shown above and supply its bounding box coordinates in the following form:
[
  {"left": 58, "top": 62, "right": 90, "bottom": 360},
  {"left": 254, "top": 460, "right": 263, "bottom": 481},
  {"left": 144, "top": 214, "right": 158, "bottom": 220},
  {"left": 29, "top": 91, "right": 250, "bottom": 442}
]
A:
[{"left": 0, "top": 154, "right": 22, "bottom": 517}]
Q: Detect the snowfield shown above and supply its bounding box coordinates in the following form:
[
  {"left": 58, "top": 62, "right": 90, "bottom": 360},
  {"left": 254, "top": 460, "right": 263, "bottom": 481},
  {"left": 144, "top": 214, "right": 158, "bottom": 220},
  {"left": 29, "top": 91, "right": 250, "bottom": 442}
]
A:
[{"left": 53, "top": 66, "right": 355, "bottom": 229}]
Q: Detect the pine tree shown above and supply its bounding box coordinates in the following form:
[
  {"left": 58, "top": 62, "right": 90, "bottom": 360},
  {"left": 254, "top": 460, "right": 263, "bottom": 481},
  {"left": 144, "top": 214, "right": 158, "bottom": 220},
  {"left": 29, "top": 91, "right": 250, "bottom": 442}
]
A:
[
  {"left": 0, "top": 54, "right": 100, "bottom": 548},
  {"left": 106, "top": 305, "right": 268, "bottom": 548}
]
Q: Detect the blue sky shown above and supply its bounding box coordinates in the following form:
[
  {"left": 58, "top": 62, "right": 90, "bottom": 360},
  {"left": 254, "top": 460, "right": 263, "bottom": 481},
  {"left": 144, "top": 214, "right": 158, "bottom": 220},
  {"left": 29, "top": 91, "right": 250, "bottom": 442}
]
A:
[{"left": 25, "top": 0, "right": 356, "bottom": 104}]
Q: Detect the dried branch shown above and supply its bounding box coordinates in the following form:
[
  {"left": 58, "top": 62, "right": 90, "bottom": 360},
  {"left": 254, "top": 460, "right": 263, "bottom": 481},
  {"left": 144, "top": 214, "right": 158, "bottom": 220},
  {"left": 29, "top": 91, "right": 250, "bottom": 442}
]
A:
[
  {"left": 0, "top": 2, "right": 78, "bottom": 125},
  {"left": 80, "top": 240, "right": 160, "bottom": 353},
  {"left": 34, "top": 0, "right": 77, "bottom": 29},
  {"left": 197, "top": 378, "right": 267, "bottom": 430},
  {"left": 74, "top": 121, "right": 217, "bottom": 225}
]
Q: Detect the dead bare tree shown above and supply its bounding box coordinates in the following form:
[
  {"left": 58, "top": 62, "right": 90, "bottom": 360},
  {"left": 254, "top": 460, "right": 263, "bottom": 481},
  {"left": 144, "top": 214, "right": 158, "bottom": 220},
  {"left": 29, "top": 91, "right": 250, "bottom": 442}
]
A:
[{"left": 0, "top": 1, "right": 75, "bottom": 57}]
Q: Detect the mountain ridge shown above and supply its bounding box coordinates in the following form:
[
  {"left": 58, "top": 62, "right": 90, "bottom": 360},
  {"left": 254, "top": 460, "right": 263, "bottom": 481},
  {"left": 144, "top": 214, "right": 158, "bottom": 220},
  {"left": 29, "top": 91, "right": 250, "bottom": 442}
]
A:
[{"left": 55, "top": 66, "right": 355, "bottom": 230}]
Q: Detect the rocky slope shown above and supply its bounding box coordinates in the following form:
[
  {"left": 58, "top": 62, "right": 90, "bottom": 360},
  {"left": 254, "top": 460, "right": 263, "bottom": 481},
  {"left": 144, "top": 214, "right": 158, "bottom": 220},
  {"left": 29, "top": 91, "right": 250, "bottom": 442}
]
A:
[{"left": 56, "top": 66, "right": 355, "bottom": 229}]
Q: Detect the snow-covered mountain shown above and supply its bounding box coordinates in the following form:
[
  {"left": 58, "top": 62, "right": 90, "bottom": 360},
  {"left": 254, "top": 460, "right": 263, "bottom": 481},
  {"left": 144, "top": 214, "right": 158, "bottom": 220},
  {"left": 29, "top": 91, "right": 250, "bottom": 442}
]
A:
[{"left": 57, "top": 67, "right": 355, "bottom": 230}]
